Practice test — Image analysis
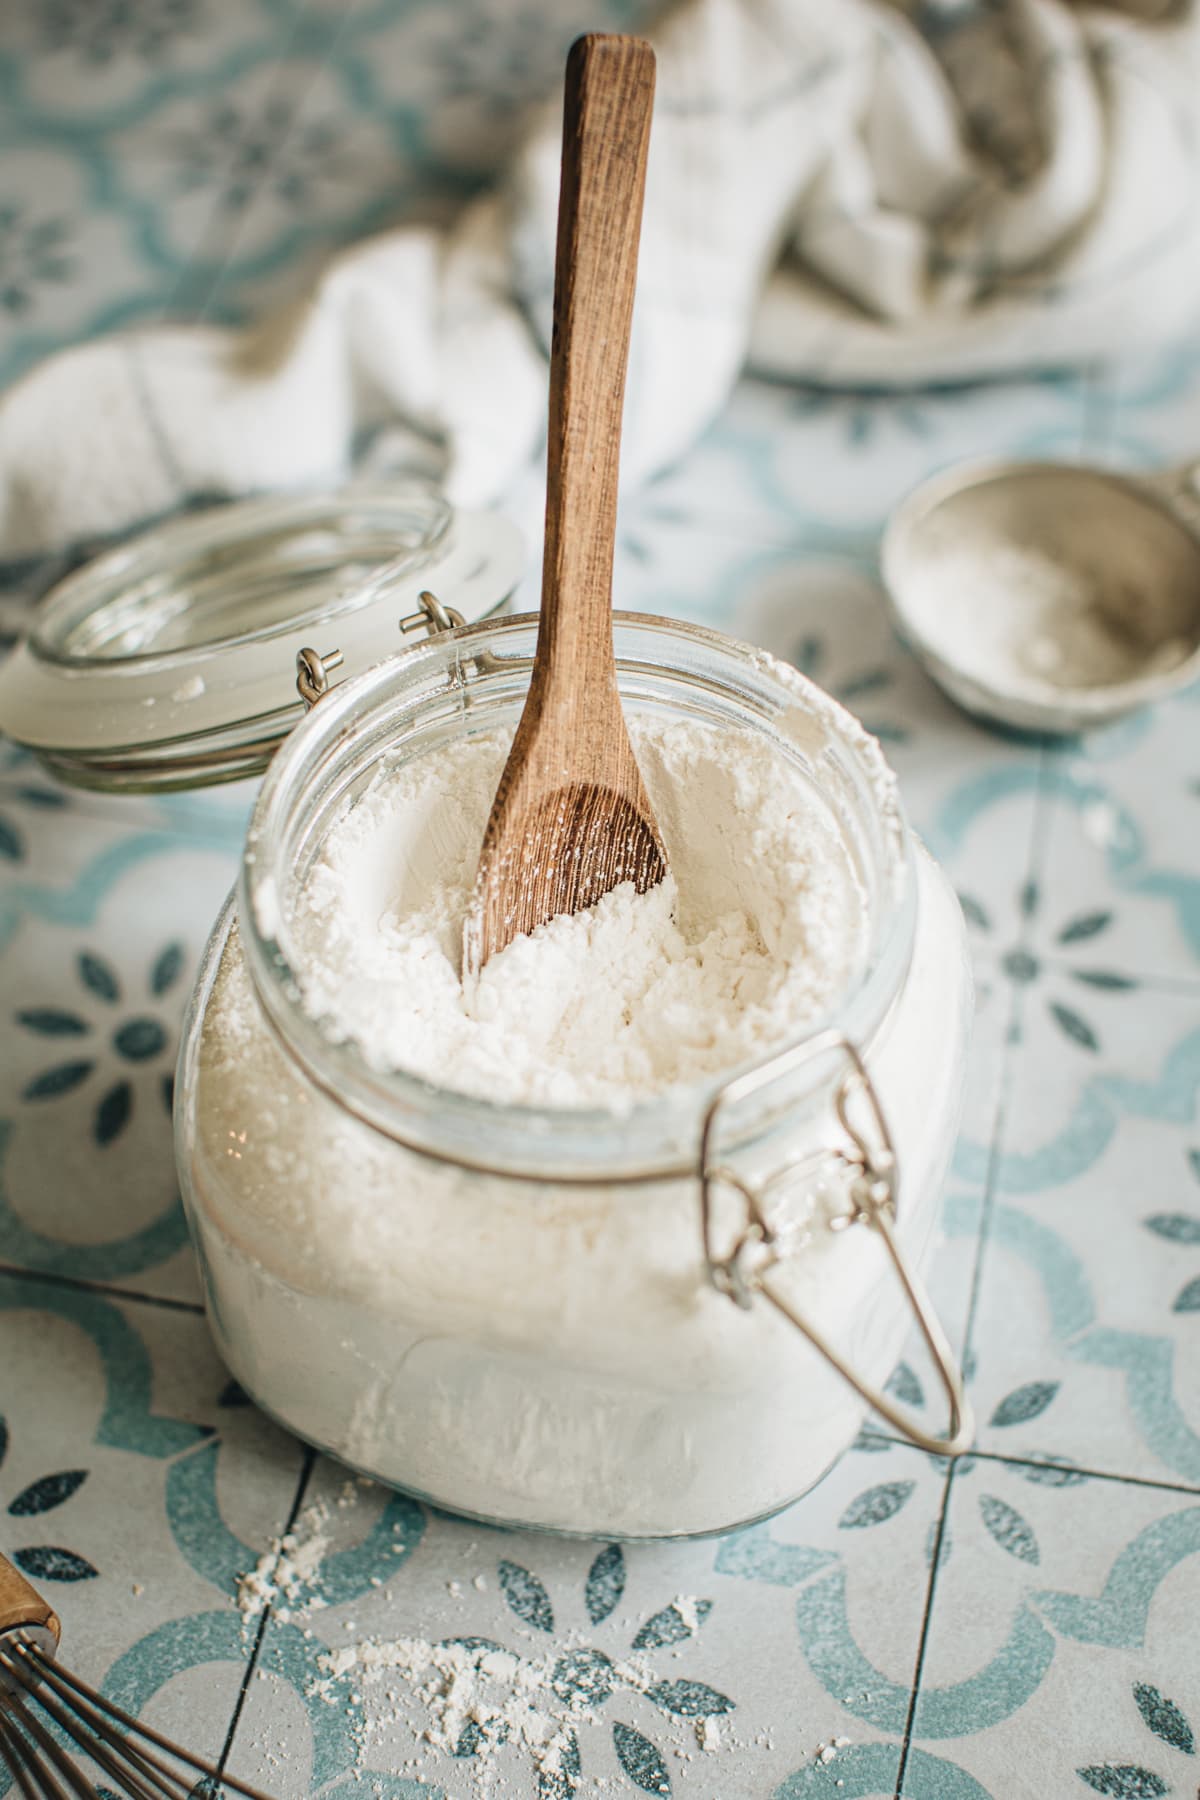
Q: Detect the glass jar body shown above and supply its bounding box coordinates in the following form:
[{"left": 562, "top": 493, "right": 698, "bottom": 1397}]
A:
[{"left": 175, "top": 616, "right": 972, "bottom": 1538}]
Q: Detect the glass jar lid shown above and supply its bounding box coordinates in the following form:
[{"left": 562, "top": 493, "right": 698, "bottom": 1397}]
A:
[{"left": 0, "top": 485, "right": 524, "bottom": 792}]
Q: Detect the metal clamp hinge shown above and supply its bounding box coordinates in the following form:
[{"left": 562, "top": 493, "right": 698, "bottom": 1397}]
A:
[
  {"left": 399, "top": 590, "right": 465, "bottom": 638},
  {"left": 699, "top": 1031, "right": 974, "bottom": 1459},
  {"left": 296, "top": 646, "right": 343, "bottom": 710},
  {"left": 296, "top": 591, "right": 465, "bottom": 711}
]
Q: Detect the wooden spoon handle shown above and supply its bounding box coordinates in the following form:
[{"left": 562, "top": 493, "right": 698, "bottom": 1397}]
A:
[{"left": 538, "top": 34, "right": 655, "bottom": 681}]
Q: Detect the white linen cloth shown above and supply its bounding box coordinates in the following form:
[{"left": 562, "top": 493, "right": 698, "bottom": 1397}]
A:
[{"left": 1, "top": 0, "right": 1197, "bottom": 560}]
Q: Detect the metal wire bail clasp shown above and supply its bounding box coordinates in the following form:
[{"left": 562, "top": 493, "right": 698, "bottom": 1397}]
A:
[
  {"left": 295, "top": 646, "right": 344, "bottom": 710},
  {"left": 296, "top": 592, "right": 464, "bottom": 713},
  {"left": 699, "top": 1031, "right": 974, "bottom": 1459},
  {"left": 399, "top": 589, "right": 465, "bottom": 637}
]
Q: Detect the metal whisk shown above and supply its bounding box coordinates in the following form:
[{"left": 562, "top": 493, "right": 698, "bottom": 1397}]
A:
[{"left": 1, "top": 1553, "right": 276, "bottom": 1800}]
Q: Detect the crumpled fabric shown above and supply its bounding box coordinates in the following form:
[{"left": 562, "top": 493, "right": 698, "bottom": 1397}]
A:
[{"left": 0, "top": 0, "right": 1196, "bottom": 561}]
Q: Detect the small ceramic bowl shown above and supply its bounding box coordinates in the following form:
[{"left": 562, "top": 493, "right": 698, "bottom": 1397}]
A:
[{"left": 881, "top": 457, "right": 1200, "bottom": 734}]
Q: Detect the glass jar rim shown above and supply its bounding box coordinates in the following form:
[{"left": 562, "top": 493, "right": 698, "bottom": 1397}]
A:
[
  {"left": 238, "top": 611, "right": 916, "bottom": 1183},
  {"left": 29, "top": 486, "right": 454, "bottom": 670}
]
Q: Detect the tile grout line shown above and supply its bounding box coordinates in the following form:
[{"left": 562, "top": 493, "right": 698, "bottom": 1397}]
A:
[
  {"left": 961, "top": 1444, "right": 1200, "bottom": 1500},
  {"left": 0, "top": 1261, "right": 206, "bottom": 1316},
  {"left": 892, "top": 948, "right": 1025, "bottom": 1798},
  {"left": 161, "top": 2, "right": 346, "bottom": 325},
  {"left": 896, "top": 738, "right": 1054, "bottom": 1796},
  {"left": 215, "top": 1446, "right": 318, "bottom": 1780},
  {"left": 892, "top": 350, "right": 1181, "bottom": 1782},
  {"left": 893, "top": 1460, "right": 957, "bottom": 1800},
  {"left": 86, "top": 0, "right": 340, "bottom": 510},
  {"left": 188, "top": 0, "right": 365, "bottom": 331},
  {"left": 108, "top": 1, "right": 368, "bottom": 520},
  {"left": 958, "top": 975, "right": 1025, "bottom": 1369},
  {"left": 968, "top": 941, "right": 1200, "bottom": 1000},
  {"left": 959, "top": 741, "right": 1056, "bottom": 1366},
  {"left": 0, "top": 799, "right": 250, "bottom": 852},
  {"left": 859, "top": 1432, "right": 1200, "bottom": 1501}
]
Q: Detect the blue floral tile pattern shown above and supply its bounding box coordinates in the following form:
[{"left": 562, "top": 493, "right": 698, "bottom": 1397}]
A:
[
  {"left": 32, "top": 0, "right": 206, "bottom": 67},
  {"left": 17, "top": 942, "right": 182, "bottom": 1144},
  {"left": 2, "top": 0, "right": 1200, "bottom": 1795},
  {"left": 0, "top": 204, "right": 75, "bottom": 318},
  {"left": 2, "top": 1421, "right": 96, "bottom": 1582},
  {"left": 959, "top": 888, "right": 1139, "bottom": 1058},
  {"left": 910, "top": 1463, "right": 1200, "bottom": 1799},
  {"left": 223, "top": 1442, "right": 948, "bottom": 1796}
]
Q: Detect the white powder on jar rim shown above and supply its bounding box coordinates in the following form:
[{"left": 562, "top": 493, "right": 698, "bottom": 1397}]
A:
[{"left": 289, "top": 715, "right": 868, "bottom": 1110}]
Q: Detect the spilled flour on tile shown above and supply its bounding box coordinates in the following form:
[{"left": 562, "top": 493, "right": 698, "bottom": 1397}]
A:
[
  {"left": 237, "top": 1507, "right": 330, "bottom": 1626},
  {"left": 313, "top": 1635, "right": 663, "bottom": 1789},
  {"left": 231, "top": 1488, "right": 762, "bottom": 1792},
  {"left": 232, "top": 1485, "right": 860, "bottom": 1791},
  {"left": 236, "top": 1478, "right": 367, "bottom": 1629}
]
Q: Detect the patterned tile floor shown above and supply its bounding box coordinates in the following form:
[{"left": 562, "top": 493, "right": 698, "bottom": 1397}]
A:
[{"left": 2, "top": 4, "right": 1199, "bottom": 1799}]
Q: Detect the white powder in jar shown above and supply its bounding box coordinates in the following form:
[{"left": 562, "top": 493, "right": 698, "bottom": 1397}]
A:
[
  {"left": 289, "top": 715, "right": 867, "bottom": 1109},
  {"left": 186, "top": 674, "right": 972, "bottom": 1535}
]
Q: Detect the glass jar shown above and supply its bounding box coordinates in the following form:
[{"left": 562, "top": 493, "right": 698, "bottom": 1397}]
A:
[{"left": 175, "top": 612, "right": 973, "bottom": 1540}]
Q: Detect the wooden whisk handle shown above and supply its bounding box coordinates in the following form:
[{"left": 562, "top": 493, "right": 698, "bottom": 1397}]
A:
[{"left": 0, "top": 1552, "right": 62, "bottom": 1648}]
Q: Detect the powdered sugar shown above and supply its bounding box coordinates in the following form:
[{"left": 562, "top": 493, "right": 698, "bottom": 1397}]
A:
[
  {"left": 900, "top": 539, "right": 1193, "bottom": 698},
  {"left": 291, "top": 716, "right": 867, "bottom": 1110}
]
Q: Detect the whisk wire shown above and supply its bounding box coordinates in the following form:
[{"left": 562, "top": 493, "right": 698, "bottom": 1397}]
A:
[
  {"left": 20, "top": 1655, "right": 194, "bottom": 1800},
  {"left": 0, "top": 1640, "right": 276, "bottom": 1800},
  {"left": 30, "top": 1646, "right": 264, "bottom": 1795},
  {"left": 4, "top": 1654, "right": 167, "bottom": 1800},
  {"left": 0, "top": 1713, "right": 49, "bottom": 1800},
  {"left": 1, "top": 1677, "right": 103, "bottom": 1800}
]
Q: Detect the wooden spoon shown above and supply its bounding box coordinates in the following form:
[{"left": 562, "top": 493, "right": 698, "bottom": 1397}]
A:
[{"left": 463, "top": 33, "right": 668, "bottom": 977}]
